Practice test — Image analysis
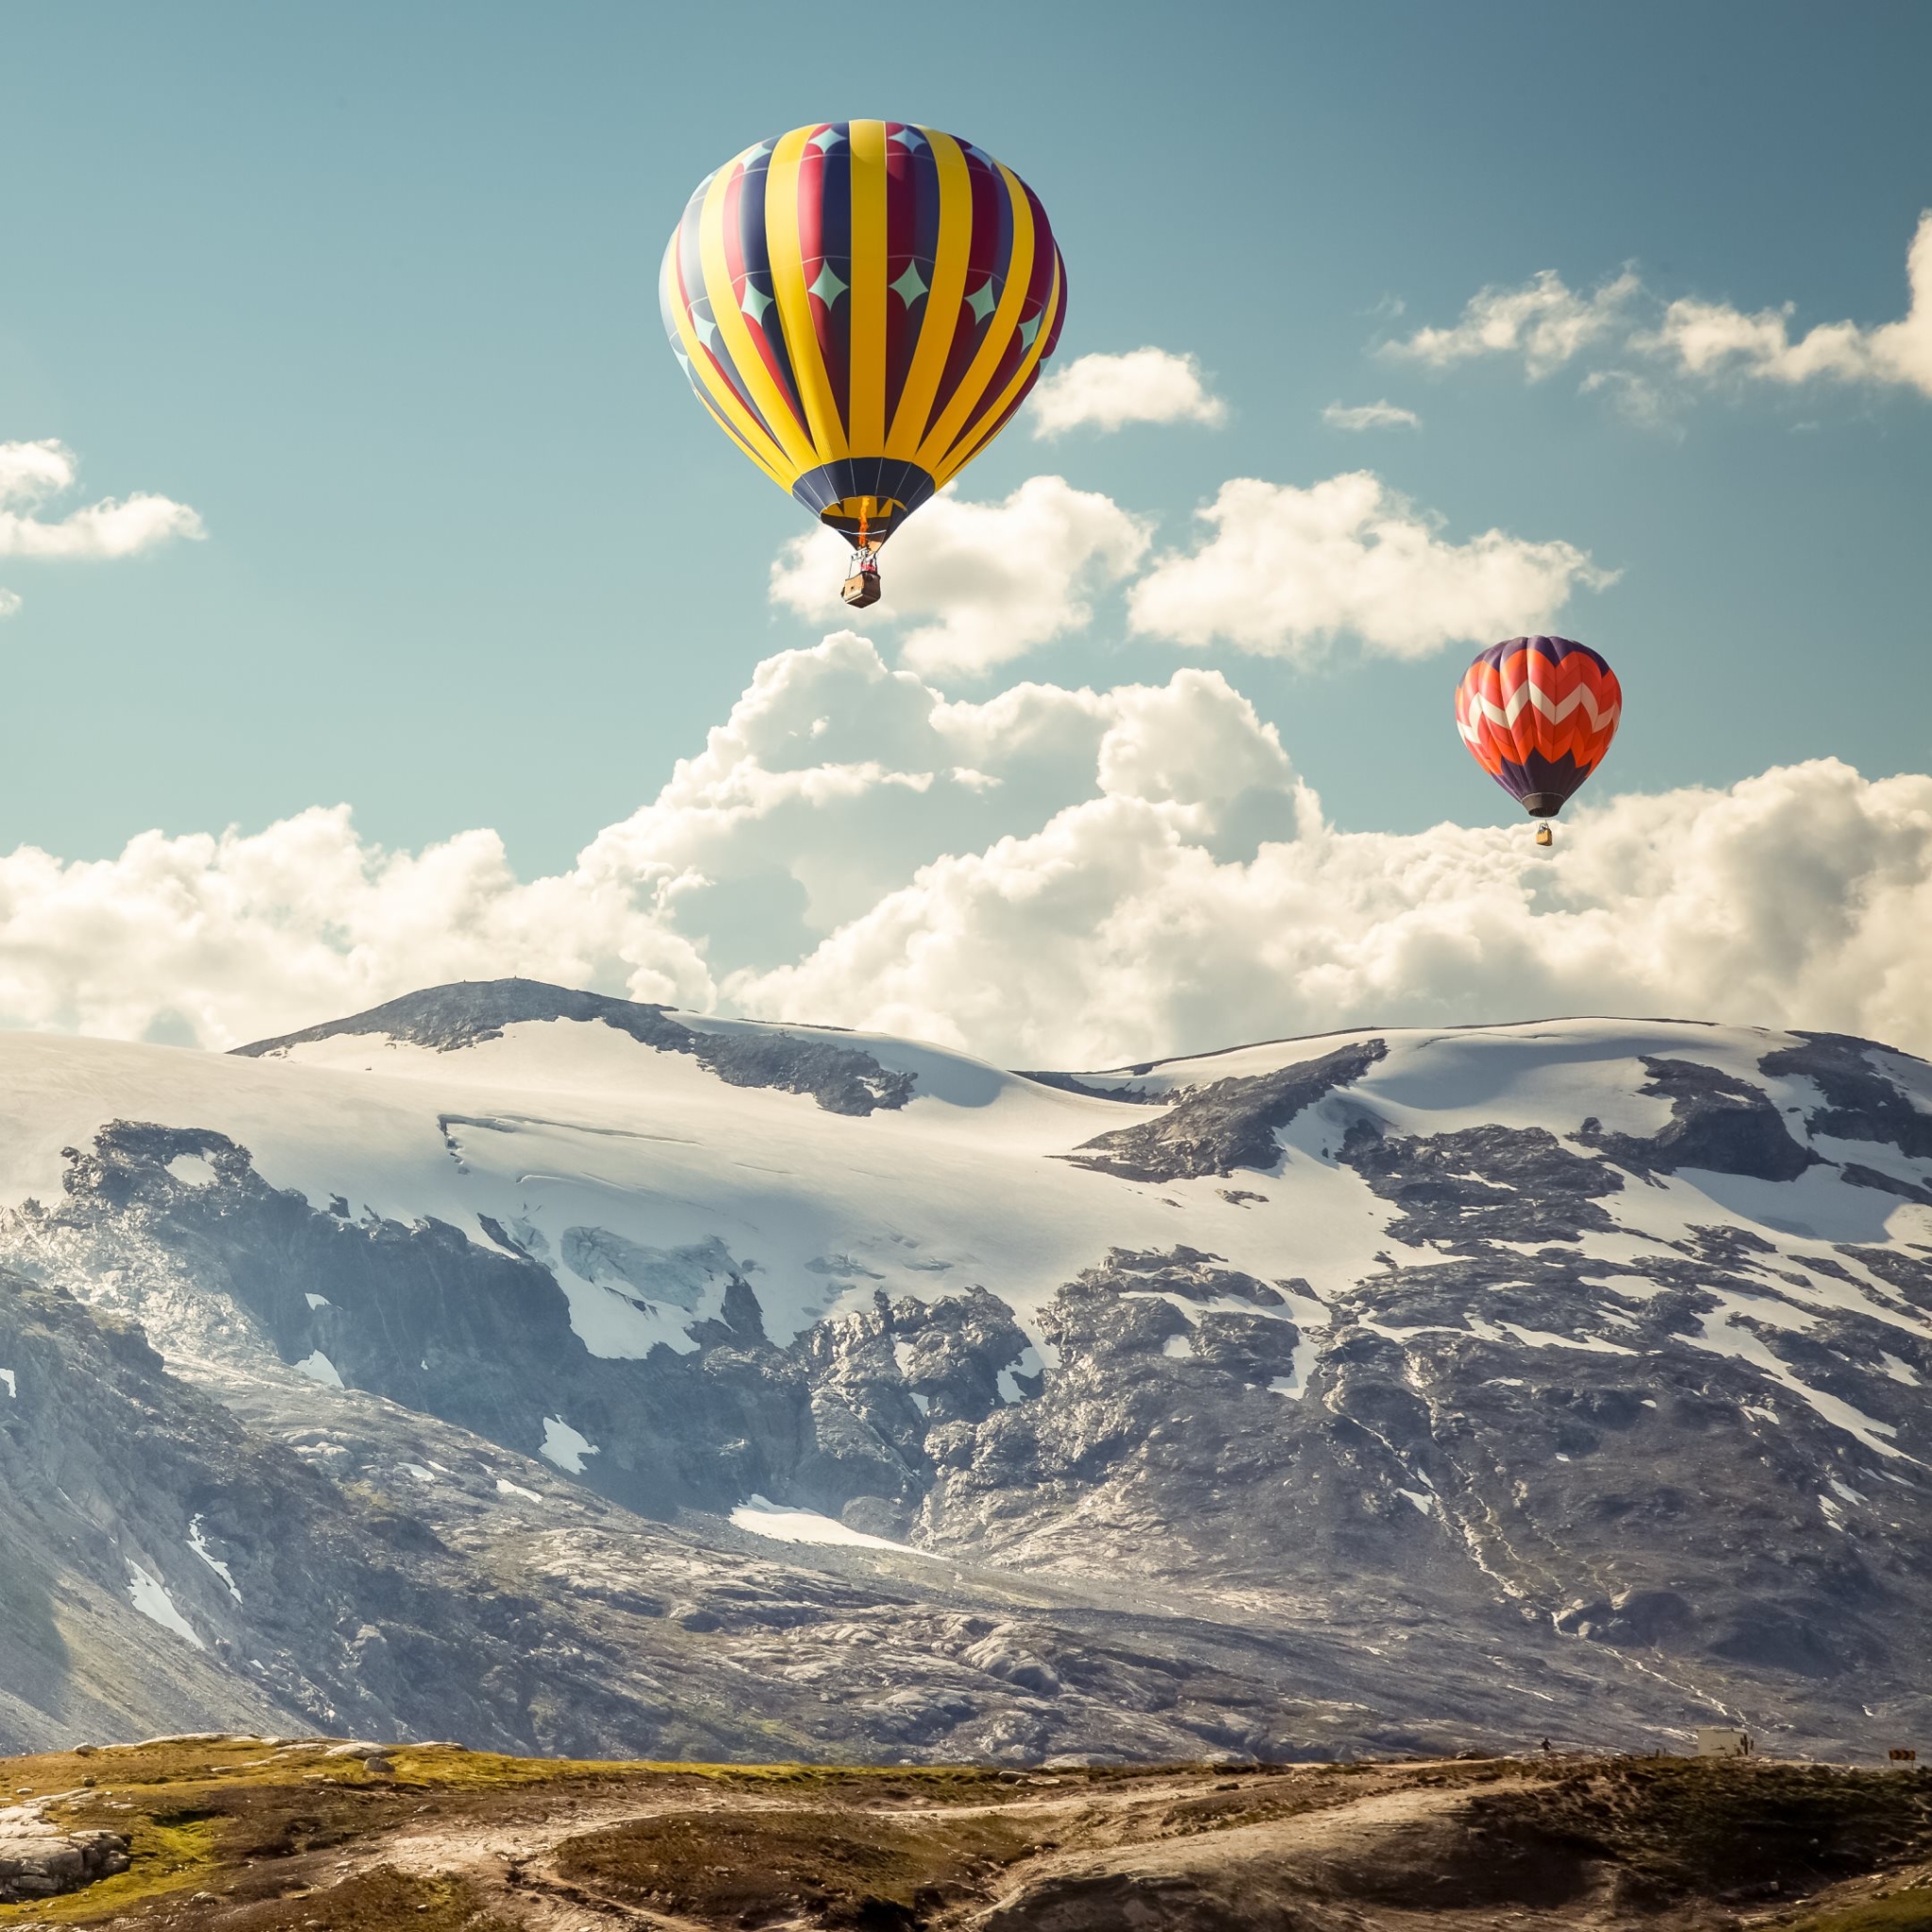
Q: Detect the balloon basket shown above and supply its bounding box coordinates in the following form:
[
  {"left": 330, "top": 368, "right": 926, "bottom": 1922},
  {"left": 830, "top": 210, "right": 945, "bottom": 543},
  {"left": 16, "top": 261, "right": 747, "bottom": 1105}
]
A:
[
  {"left": 841, "top": 568, "right": 882, "bottom": 610},
  {"left": 1534, "top": 824, "right": 1554, "bottom": 849}
]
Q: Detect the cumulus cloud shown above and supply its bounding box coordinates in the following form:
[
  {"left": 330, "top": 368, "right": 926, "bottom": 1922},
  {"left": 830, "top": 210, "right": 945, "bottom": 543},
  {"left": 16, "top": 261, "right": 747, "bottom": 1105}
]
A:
[
  {"left": 1390, "top": 211, "right": 1932, "bottom": 409},
  {"left": 769, "top": 475, "right": 1150, "bottom": 678},
  {"left": 0, "top": 440, "right": 206, "bottom": 559},
  {"left": 1028, "top": 349, "right": 1227, "bottom": 436},
  {"left": 1125, "top": 473, "right": 1613, "bottom": 663},
  {"left": 0, "top": 808, "right": 709, "bottom": 1052},
  {"left": 737, "top": 753, "right": 1932, "bottom": 1070},
  {"left": 1323, "top": 401, "right": 1421, "bottom": 432},
  {"left": 1630, "top": 210, "right": 1932, "bottom": 399},
  {"left": 1386, "top": 270, "right": 1641, "bottom": 378},
  {"left": 0, "top": 590, "right": 20, "bottom": 621},
  {"left": 8, "top": 636, "right": 1932, "bottom": 1074}
]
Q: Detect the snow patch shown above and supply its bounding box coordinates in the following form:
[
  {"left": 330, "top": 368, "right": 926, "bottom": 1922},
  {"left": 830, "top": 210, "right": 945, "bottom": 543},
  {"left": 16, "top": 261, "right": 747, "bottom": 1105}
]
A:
[
  {"left": 1881, "top": 1353, "right": 1923, "bottom": 1387},
  {"left": 1266, "top": 1334, "right": 1323, "bottom": 1401},
  {"left": 729, "top": 1494, "right": 938, "bottom": 1558},
  {"left": 127, "top": 1560, "right": 204, "bottom": 1647},
  {"left": 1397, "top": 1488, "right": 1436, "bottom": 1516},
  {"left": 187, "top": 1515, "right": 242, "bottom": 1604},
  {"left": 495, "top": 1476, "right": 542, "bottom": 1503},
  {"left": 1683, "top": 1301, "right": 1914, "bottom": 1461},
  {"left": 0, "top": 1368, "right": 13, "bottom": 1398},
  {"left": 293, "top": 1350, "right": 343, "bottom": 1389},
  {"left": 539, "top": 1415, "right": 600, "bottom": 1474},
  {"left": 1161, "top": 1333, "right": 1196, "bottom": 1360},
  {"left": 305, "top": 1293, "right": 331, "bottom": 1310}
]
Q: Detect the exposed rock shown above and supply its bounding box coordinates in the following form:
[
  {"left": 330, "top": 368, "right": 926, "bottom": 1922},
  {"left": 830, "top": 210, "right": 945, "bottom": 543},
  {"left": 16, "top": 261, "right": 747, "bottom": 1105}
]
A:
[
  {"left": 233, "top": 976, "right": 917, "bottom": 1116},
  {"left": 1066, "top": 1041, "right": 1387, "bottom": 1181},
  {"left": 1762, "top": 1030, "right": 1932, "bottom": 1160},
  {"left": 1578, "top": 1057, "right": 1818, "bottom": 1181},
  {"left": 0, "top": 1807, "right": 129, "bottom": 1904}
]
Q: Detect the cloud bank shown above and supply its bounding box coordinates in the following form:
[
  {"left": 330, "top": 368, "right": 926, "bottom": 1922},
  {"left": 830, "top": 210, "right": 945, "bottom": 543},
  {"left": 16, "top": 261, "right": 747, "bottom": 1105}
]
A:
[
  {"left": 0, "top": 440, "right": 206, "bottom": 559},
  {"left": 4, "top": 635, "right": 1930, "bottom": 1070},
  {"left": 1388, "top": 270, "right": 1641, "bottom": 380},
  {"left": 1387, "top": 210, "right": 1932, "bottom": 408},
  {"left": 0, "top": 439, "right": 207, "bottom": 615},
  {"left": 1028, "top": 349, "right": 1227, "bottom": 436},
  {"left": 774, "top": 470, "right": 1607, "bottom": 678},
  {"left": 1125, "top": 475, "right": 1613, "bottom": 662}
]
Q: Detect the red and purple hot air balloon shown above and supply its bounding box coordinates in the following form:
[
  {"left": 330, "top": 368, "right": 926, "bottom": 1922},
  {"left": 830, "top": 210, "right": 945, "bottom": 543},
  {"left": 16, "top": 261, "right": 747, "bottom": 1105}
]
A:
[{"left": 1455, "top": 637, "right": 1621, "bottom": 846}]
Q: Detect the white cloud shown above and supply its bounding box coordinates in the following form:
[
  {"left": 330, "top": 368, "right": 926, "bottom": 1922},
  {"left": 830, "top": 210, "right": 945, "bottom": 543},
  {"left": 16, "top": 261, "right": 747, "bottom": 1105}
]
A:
[
  {"left": 1027, "top": 349, "right": 1227, "bottom": 436},
  {"left": 1630, "top": 210, "right": 1932, "bottom": 399},
  {"left": 6, "top": 638, "right": 1932, "bottom": 1073},
  {"left": 0, "top": 808, "right": 708, "bottom": 1051},
  {"left": 0, "top": 590, "right": 20, "bottom": 620},
  {"left": 736, "top": 752, "right": 1932, "bottom": 1071},
  {"left": 1323, "top": 401, "right": 1421, "bottom": 432},
  {"left": 769, "top": 475, "right": 1150, "bottom": 678},
  {"left": 0, "top": 439, "right": 206, "bottom": 559},
  {"left": 0, "top": 441, "right": 79, "bottom": 506},
  {"left": 1386, "top": 270, "right": 1641, "bottom": 378},
  {"left": 1125, "top": 473, "right": 1613, "bottom": 663},
  {"left": 1391, "top": 211, "right": 1932, "bottom": 408}
]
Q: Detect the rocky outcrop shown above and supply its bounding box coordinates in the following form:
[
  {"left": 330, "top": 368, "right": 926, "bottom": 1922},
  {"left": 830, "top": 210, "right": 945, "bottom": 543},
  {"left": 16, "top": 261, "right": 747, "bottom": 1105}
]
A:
[
  {"left": 1066, "top": 1041, "right": 1387, "bottom": 1181},
  {"left": 0, "top": 1807, "right": 129, "bottom": 1905},
  {"left": 1577, "top": 1057, "right": 1818, "bottom": 1181},
  {"left": 234, "top": 977, "right": 917, "bottom": 1116}
]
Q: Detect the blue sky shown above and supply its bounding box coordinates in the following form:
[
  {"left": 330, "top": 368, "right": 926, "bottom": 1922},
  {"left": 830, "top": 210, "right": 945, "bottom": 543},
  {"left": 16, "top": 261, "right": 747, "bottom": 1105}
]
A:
[
  {"left": 3, "top": 3, "right": 1930, "bottom": 1063},
  {"left": 3, "top": 0, "right": 1924, "bottom": 865}
]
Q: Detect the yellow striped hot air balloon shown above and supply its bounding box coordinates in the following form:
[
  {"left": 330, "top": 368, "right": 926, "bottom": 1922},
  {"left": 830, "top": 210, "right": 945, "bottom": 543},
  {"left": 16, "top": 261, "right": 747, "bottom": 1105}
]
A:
[{"left": 661, "top": 120, "right": 1069, "bottom": 607}]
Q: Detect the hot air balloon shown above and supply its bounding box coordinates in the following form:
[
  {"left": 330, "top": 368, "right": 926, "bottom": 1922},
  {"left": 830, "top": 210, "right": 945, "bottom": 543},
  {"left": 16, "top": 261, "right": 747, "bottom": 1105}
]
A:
[
  {"left": 1455, "top": 637, "right": 1621, "bottom": 848},
  {"left": 661, "top": 122, "right": 1068, "bottom": 608}
]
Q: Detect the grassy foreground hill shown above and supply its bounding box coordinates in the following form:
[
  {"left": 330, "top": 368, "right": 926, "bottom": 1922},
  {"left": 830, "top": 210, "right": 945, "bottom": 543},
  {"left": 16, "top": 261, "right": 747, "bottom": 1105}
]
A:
[{"left": 2, "top": 1736, "right": 1930, "bottom": 1929}]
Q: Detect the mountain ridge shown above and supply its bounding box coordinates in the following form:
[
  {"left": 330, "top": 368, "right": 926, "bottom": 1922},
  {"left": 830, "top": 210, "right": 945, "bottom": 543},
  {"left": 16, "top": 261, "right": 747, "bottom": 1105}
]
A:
[{"left": 1, "top": 979, "right": 1926, "bottom": 1762}]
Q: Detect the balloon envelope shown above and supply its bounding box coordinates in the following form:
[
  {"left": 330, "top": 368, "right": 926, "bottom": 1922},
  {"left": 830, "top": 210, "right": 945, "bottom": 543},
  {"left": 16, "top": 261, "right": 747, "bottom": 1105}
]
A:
[
  {"left": 1455, "top": 636, "right": 1621, "bottom": 817},
  {"left": 661, "top": 122, "right": 1069, "bottom": 549}
]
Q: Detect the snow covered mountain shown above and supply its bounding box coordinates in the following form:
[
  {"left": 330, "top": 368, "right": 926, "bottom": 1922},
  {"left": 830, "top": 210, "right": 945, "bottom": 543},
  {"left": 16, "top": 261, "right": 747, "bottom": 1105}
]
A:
[{"left": 1, "top": 979, "right": 1927, "bottom": 1762}]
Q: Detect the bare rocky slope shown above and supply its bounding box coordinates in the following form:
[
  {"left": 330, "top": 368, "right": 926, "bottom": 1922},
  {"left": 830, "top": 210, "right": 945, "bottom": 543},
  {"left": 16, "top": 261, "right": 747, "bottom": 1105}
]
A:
[{"left": 0, "top": 981, "right": 1927, "bottom": 1764}]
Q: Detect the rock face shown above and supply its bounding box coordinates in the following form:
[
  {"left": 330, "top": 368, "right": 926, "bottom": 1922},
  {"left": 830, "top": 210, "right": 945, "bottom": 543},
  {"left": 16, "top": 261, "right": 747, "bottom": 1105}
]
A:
[{"left": 0, "top": 985, "right": 1928, "bottom": 1762}]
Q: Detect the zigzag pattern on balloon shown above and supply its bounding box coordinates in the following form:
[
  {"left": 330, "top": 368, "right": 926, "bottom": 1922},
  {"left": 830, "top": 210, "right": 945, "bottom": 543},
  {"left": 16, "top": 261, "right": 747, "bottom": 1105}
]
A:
[{"left": 1454, "top": 636, "right": 1622, "bottom": 810}]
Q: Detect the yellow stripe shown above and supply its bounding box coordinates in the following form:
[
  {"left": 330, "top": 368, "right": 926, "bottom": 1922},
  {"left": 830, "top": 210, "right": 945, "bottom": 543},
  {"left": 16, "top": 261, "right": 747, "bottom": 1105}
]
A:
[
  {"left": 700, "top": 390, "right": 795, "bottom": 494},
  {"left": 662, "top": 233, "right": 795, "bottom": 493},
  {"left": 917, "top": 160, "right": 1036, "bottom": 474},
  {"left": 885, "top": 127, "right": 972, "bottom": 459},
  {"left": 766, "top": 125, "right": 848, "bottom": 465},
  {"left": 846, "top": 119, "right": 889, "bottom": 455},
  {"left": 933, "top": 255, "right": 1064, "bottom": 486},
  {"left": 698, "top": 157, "right": 819, "bottom": 477}
]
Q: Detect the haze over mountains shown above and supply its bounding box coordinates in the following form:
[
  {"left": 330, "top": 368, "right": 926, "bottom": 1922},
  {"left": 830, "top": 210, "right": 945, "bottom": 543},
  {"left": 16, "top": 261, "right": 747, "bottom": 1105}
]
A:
[{"left": 0, "top": 980, "right": 1926, "bottom": 1763}]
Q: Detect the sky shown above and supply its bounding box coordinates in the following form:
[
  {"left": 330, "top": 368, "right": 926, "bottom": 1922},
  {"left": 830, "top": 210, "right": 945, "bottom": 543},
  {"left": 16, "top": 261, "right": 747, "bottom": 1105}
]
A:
[{"left": 3, "top": 2, "right": 1930, "bottom": 1063}]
